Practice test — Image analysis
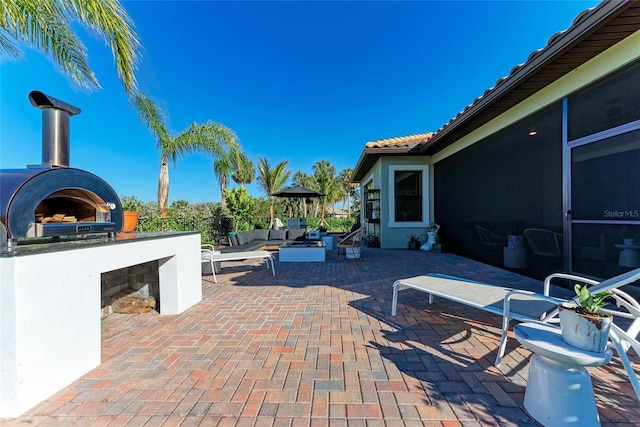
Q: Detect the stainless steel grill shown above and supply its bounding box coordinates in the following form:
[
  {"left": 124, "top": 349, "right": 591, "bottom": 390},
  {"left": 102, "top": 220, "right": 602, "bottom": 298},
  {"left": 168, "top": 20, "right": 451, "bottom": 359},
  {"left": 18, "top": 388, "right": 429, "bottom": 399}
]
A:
[{"left": 0, "top": 91, "right": 123, "bottom": 247}]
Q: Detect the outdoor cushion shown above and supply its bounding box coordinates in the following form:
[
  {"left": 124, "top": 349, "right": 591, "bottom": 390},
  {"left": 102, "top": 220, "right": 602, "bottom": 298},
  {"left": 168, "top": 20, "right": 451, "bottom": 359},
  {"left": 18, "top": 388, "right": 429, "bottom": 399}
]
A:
[
  {"left": 288, "top": 229, "right": 305, "bottom": 241},
  {"left": 245, "top": 230, "right": 256, "bottom": 243},
  {"left": 269, "top": 229, "right": 287, "bottom": 240},
  {"left": 254, "top": 229, "right": 270, "bottom": 241},
  {"left": 229, "top": 234, "right": 239, "bottom": 246},
  {"left": 236, "top": 231, "right": 250, "bottom": 245}
]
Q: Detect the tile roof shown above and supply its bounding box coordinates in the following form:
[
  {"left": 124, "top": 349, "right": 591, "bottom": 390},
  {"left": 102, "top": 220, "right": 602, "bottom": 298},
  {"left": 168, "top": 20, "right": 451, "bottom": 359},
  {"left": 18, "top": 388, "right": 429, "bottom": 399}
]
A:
[
  {"left": 352, "top": 132, "right": 434, "bottom": 181},
  {"left": 364, "top": 132, "right": 433, "bottom": 150},
  {"left": 431, "top": 7, "right": 598, "bottom": 138}
]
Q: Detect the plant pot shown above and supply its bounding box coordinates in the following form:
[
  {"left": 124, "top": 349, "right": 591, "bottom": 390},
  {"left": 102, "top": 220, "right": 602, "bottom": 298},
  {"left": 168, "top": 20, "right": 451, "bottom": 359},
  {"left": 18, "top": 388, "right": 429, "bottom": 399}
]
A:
[
  {"left": 408, "top": 240, "right": 421, "bottom": 250},
  {"left": 122, "top": 211, "right": 139, "bottom": 233},
  {"left": 559, "top": 304, "right": 612, "bottom": 353}
]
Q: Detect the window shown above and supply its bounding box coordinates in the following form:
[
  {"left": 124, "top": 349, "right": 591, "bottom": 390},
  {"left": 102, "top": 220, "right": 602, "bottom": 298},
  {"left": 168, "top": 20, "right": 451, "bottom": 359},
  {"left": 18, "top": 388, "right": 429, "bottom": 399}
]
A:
[
  {"left": 568, "top": 59, "right": 640, "bottom": 140},
  {"left": 395, "top": 170, "right": 422, "bottom": 222},
  {"left": 388, "top": 164, "right": 429, "bottom": 227}
]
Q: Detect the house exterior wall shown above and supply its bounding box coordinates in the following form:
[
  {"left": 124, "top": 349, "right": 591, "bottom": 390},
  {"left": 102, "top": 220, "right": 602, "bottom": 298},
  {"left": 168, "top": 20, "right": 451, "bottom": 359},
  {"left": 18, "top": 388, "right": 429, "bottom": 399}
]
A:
[
  {"left": 365, "top": 156, "right": 432, "bottom": 249},
  {"left": 353, "top": 27, "right": 640, "bottom": 275},
  {"left": 430, "top": 29, "right": 640, "bottom": 280}
]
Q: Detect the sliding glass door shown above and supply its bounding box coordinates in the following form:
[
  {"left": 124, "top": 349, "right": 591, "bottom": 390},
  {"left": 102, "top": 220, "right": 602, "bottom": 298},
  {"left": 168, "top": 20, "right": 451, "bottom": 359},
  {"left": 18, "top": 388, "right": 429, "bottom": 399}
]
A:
[{"left": 568, "top": 127, "right": 640, "bottom": 278}]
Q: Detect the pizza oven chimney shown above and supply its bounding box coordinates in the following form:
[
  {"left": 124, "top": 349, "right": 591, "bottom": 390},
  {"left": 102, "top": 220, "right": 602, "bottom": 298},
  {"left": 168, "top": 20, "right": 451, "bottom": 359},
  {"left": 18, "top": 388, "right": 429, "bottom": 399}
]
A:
[{"left": 28, "top": 90, "right": 82, "bottom": 168}]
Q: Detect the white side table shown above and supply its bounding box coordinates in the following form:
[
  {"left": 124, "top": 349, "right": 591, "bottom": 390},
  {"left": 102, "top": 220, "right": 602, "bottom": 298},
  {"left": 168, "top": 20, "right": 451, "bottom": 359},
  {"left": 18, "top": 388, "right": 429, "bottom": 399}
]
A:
[{"left": 514, "top": 323, "right": 612, "bottom": 427}]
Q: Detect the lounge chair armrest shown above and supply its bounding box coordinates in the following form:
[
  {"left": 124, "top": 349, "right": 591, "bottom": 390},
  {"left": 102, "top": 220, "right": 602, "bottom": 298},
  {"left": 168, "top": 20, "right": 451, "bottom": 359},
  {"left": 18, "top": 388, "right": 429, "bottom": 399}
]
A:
[{"left": 543, "top": 273, "right": 600, "bottom": 295}]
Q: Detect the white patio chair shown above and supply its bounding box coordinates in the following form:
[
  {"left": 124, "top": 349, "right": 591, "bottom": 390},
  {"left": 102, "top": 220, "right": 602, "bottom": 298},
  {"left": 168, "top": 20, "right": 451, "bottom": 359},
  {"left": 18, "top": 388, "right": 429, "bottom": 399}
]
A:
[{"left": 524, "top": 228, "right": 563, "bottom": 257}]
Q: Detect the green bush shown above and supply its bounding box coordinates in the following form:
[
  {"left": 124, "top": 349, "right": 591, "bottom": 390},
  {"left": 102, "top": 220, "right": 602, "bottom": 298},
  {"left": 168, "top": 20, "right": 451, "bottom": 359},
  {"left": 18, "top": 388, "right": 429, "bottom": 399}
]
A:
[{"left": 119, "top": 195, "right": 357, "bottom": 244}]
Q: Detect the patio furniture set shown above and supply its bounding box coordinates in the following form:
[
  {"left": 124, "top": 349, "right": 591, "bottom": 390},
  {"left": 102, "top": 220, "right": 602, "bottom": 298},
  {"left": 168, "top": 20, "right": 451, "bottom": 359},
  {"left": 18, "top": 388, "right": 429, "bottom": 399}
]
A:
[
  {"left": 201, "top": 227, "right": 367, "bottom": 281},
  {"left": 392, "top": 268, "right": 640, "bottom": 426}
]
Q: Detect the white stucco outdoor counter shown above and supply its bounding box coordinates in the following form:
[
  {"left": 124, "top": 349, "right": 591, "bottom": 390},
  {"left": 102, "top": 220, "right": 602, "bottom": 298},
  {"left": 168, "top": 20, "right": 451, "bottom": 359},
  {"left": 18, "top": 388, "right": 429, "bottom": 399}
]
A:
[{"left": 0, "top": 231, "right": 202, "bottom": 418}]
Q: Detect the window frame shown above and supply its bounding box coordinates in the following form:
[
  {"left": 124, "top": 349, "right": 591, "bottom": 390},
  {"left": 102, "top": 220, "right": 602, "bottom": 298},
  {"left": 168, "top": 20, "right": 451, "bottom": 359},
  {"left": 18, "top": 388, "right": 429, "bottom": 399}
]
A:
[{"left": 388, "top": 164, "right": 429, "bottom": 228}]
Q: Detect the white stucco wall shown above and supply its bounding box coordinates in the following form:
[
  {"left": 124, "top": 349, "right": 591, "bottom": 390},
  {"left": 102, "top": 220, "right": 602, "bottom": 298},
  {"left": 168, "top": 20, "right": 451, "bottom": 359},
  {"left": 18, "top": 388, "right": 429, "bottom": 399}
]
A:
[{"left": 0, "top": 232, "right": 202, "bottom": 417}]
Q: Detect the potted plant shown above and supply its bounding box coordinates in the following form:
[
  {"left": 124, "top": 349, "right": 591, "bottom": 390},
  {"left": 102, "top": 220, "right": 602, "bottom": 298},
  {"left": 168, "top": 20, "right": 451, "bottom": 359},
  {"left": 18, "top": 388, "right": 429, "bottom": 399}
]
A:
[
  {"left": 407, "top": 233, "right": 423, "bottom": 250},
  {"left": 558, "top": 284, "right": 613, "bottom": 353},
  {"left": 120, "top": 195, "right": 142, "bottom": 233}
]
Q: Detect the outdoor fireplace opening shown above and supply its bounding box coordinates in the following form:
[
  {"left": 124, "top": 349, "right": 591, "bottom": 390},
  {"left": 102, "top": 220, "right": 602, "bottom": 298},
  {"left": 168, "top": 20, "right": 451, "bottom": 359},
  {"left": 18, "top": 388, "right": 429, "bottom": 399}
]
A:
[
  {"left": 101, "top": 260, "right": 161, "bottom": 317},
  {"left": 35, "top": 189, "right": 112, "bottom": 224}
]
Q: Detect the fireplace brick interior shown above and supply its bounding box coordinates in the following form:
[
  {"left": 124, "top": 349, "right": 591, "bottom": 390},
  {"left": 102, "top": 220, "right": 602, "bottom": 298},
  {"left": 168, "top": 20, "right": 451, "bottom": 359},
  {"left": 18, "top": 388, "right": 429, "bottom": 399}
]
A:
[{"left": 101, "top": 261, "right": 160, "bottom": 317}]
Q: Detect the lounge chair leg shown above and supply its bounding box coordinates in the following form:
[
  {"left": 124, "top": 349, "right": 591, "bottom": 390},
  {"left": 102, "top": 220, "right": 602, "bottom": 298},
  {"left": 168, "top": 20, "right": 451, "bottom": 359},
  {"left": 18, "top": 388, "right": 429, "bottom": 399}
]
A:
[
  {"left": 495, "top": 316, "right": 511, "bottom": 367},
  {"left": 610, "top": 325, "right": 640, "bottom": 401},
  {"left": 391, "top": 283, "right": 399, "bottom": 316},
  {"left": 212, "top": 262, "right": 218, "bottom": 284}
]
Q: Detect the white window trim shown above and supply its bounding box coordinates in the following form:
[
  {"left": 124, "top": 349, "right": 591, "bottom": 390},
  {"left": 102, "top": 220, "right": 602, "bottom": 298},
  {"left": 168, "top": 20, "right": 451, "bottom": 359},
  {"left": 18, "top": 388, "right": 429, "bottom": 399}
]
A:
[{"left": 388, "top": 164, "right": 429, "bottom": 228}]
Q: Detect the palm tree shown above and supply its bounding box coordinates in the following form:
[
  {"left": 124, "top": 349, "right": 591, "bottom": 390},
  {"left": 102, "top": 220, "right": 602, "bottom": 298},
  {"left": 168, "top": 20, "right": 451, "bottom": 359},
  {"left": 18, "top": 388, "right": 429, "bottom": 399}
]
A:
[
  {"left": 1, "top": 0, "right": 140, "bottom": 94},
  {"left": 132, "top": 92, "right": 238, "bottom": 216},
  {"left": 231, "top": 152, "right": 255, "bottom": 188},
  {"left": 214, "top": 152, "right": 234, "bottom": 209},
  {"left": 339, "top": 168, "right": 354, "bottom": 218},
  {"left": 257, "top": 157, "right": 291, "bottom": 229},
  {"left": 311, "top": 160, "right": 342, "bottom": 225},
  {"left": 292, "top": 171, "right": 311, "bottom": 218}
]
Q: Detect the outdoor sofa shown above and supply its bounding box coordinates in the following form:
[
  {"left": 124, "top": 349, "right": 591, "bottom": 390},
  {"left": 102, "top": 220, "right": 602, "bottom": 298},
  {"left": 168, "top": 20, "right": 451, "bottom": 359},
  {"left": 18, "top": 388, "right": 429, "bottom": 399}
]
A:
[{"left": 221, "top": 228, "right": 306, "bottom": 253}]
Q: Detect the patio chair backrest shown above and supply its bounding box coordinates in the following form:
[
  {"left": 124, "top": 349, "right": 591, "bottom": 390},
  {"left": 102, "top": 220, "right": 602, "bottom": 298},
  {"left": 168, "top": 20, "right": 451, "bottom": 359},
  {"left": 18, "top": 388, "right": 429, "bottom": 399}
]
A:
[
  {"left": 524, "top": 228, "right": 563, "bottom": 257},
  {"left": 338, "top": 227, "right": 365, "bottom": 247},
  {"left": 475, "top": 224, "right": 505, "bottom": 247}
]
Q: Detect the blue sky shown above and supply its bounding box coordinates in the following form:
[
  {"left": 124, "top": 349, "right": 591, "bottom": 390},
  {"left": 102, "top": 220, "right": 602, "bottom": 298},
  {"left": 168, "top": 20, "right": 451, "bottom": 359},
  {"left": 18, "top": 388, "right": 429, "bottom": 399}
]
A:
[{"left": 1, "top": 0, "right": 599, "bottom": 205}]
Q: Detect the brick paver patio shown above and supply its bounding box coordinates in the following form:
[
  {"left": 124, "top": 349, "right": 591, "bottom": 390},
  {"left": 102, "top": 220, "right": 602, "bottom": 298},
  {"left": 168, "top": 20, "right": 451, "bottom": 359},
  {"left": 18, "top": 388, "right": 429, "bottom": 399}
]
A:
[{"left": 3, "top": 247, "right": 640, "bottom": 426}]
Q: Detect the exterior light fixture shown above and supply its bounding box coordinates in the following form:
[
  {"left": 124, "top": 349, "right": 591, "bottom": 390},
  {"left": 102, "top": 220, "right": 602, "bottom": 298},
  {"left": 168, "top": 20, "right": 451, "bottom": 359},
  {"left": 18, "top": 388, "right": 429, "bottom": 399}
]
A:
[{"left": 528, "top": 130, "right": 537, "bottom": 136}]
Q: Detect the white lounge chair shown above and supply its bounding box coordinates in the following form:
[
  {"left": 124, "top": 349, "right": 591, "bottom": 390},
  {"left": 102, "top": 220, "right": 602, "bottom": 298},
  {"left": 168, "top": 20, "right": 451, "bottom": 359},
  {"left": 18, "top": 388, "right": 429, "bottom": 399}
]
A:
[
  {"left": 202, "top": 249, "right": 275, "bottom": 283},
  {"left": 392, "top": 268, "right": 640, "bottom": 399}
]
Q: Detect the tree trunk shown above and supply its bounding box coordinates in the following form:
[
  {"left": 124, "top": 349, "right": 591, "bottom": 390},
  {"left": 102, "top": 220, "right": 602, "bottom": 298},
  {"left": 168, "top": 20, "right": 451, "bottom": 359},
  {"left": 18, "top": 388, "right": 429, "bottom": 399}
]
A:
[
  {"left": 158, "top": 154, "right": 169, "bottom": 217},
  {"left": 269, "top": 197, "right": 275, "bottom": 229},
  {"left": 219, "top": 174, "right": 227, "bottom": 209}
]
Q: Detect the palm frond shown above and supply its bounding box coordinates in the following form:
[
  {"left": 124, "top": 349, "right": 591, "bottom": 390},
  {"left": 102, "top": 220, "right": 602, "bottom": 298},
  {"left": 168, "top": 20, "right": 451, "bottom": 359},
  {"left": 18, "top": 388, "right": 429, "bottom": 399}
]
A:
[
  {"left": 171, "top": 121, "right": 238, "bottom": 163},
  {"left": 61, "top": 0, "right": 140, "bottom": 93},
  {"left": 213, "top": 151, "right": 234, "bottom": 180},
  {"left": 5, "top": 0, "right": 99, "bottom": 89},
  {"left": 1, "top": 0, "right": 139, "bottom": 93},
  {"left": 131, "top": 92, "right": 170, "bottom": 148},
  {"left": 0, "top": 29, "right": 24, "bottom": 59},
  {"left": 231, "top": 151, "right": 254, "bottom": 186},
  {"left": 257, "top": 157, "right": 291, "bottom": 197}
]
